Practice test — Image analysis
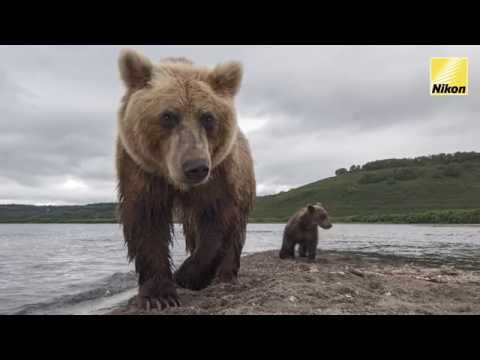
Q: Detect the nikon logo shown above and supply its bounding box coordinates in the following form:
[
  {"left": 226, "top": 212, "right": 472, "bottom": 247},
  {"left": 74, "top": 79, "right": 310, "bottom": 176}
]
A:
[
  {"left": 430, "top": 57, "right": 468, "bottom": 96},
  {"left": 431, "top": 83, "right": 466, "bottom": 94}
]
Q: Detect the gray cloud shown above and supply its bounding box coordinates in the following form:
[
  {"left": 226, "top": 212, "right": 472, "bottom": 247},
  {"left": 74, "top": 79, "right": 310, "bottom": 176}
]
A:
[{"left": 0, "top": 45, "right": 478, "bottom": 203}]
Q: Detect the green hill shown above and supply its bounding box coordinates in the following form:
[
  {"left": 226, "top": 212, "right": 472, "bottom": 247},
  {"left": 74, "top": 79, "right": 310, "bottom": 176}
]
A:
[
  {"left": 0, "top": 203, "right": 117, "bottom": 223},
  {"left": 1, "top": 152, "right": 479, "bottom": 224},
  {"left": 251, "top": 151, "right": 480, "bottom": 223}
]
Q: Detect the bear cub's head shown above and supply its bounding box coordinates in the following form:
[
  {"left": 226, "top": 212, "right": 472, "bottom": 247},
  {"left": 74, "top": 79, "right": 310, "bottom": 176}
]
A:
[
  {"left": 117, "top": 49, "right": 243, "bottom": 190},
  {"left": 306, "top": 203, "right": 332, "bottom": 229}
]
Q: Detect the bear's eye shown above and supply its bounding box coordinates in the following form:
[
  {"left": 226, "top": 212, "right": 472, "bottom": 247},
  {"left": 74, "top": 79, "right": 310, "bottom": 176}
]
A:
[
  {"left": 200, "top": 113, "right": 217, "bottom": 131},
  {"left": 160, "top": 111, "right": 179, "bottom": 129}
]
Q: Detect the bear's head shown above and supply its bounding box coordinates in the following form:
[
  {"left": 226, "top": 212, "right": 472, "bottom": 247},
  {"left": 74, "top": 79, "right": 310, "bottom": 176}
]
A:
[
  {"left": 306, "top": 203, "right": 332, "bottom": 229},
  {"left": 117, "top": 49, "right": 242, "bottom": 190}
]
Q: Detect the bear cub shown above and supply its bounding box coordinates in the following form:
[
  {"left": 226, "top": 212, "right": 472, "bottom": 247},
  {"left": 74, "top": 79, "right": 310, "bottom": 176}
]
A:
[{"left": 279, "top": 203, "right": 332, "bottom": 260}]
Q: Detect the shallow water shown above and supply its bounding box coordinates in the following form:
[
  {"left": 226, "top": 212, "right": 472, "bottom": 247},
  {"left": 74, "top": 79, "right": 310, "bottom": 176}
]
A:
[{"left": 0, "top": 223, "right": 479, "bottom": 314}]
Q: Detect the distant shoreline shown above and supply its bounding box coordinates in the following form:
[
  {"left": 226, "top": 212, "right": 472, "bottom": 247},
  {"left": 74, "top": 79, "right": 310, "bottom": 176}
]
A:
[
  {"left": 2, "top": 152, "right": 480, "bottom": 225},
  {"left": 1, "top": 205, "right": 479, "bottom": 225},
  {"left": 1, "top": 220, "right": 479, "bottom": 225}
]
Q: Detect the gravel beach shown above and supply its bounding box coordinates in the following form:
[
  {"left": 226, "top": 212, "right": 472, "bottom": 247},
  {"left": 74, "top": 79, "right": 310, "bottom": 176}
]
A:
[{"left": 109, "top": 250, "right": 480, "bottom": 315}]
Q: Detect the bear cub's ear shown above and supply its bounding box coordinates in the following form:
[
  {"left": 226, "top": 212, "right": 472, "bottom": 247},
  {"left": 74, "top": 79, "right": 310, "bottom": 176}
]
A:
[
  {"left": 208, "top": 62, "right": 243, "bottom": 97},
  {"left": 307, "top": 205, "right": 316, "bottom": 213},
  {"left": 118, "top": 49, "right": 153, "bottom": 90}
]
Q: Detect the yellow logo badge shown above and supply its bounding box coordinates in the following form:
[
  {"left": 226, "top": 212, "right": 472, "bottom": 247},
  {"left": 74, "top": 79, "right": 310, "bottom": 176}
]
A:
[{"left": 430, "top": 57, "right": 468, "bottom": 96}]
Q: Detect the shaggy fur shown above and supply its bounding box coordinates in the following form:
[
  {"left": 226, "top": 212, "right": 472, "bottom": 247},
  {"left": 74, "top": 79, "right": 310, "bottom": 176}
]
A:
[
  {"left": 279, "top": 203, "right": 332, "bottom": 260},
  {"left": 116, "top": 49, "right": 256, "bottom": 310}
]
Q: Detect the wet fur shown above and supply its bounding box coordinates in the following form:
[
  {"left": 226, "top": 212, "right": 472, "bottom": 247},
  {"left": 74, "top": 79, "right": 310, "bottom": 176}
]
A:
[
  {"left": 279, "top": 204, "right": 332, "bottom": 260},
  {"left": 116, "top": 50, "right": 255, "bottom": 309}
]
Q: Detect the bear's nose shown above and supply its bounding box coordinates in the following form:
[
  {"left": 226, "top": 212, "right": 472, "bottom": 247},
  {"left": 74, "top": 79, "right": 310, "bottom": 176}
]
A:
[{"left": 183, "top": 159, "right": 210, "bottom": 182}]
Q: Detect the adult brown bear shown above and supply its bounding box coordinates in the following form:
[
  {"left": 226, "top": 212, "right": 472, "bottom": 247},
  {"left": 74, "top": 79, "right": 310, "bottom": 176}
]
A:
[{"left": 116, "top": 49, "right": 256, "bottom": 310}]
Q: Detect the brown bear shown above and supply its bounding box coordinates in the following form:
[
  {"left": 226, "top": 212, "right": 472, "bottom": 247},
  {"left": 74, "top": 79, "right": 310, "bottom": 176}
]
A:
[
  {"left": 279, "top": 203, "right": 332, "bottom": 260},
  {"left": 115, "top": 49, "right": 256, "bottom": 310}
]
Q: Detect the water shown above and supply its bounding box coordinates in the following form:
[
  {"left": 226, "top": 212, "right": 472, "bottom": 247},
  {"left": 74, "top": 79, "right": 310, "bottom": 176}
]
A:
[{"left": 0, "top": 223, "right": 479, "bottom": 315}]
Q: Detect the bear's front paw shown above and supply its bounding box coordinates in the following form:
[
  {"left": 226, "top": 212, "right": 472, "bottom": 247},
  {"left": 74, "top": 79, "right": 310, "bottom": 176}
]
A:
[
  {"left": 137, "top": 277, "right": 180, "bottom": 311},
  {"left": 174, "top": 257, "right": 215, "bottom": 291}
]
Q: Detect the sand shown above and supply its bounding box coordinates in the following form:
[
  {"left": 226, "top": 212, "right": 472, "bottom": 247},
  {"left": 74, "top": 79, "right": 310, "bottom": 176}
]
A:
[{"left": 108, "top": 250, "right": 480, "bottom": 315}]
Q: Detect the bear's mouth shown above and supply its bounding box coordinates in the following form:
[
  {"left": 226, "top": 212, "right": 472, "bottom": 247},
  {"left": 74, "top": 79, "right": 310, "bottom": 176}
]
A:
[
  {"left": 172, "top": 174, "right": 211, "bottom": 191},
  {"left": 185, "top": 176, "right": 210, "bottom": 187}
]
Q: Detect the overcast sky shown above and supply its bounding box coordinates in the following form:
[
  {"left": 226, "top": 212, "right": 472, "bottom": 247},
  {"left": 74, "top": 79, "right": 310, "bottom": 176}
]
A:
[{"left": 0, "top": 45, "right": 479, "bottom": 205}]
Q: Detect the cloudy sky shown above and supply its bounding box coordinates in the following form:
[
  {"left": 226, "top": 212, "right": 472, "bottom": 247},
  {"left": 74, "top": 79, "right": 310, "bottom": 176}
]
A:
[{"left": 0, "top": 45, "right": 479, "bottom": 205}]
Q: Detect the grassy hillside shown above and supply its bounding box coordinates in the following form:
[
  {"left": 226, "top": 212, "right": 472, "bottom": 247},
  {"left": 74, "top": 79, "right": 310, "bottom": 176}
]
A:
[
  {"left": 1, "top": 152, "right": 479, "bottom": 224},
  {"left": 251, "top": 152, "right": 480, "bottom": 223},
  {"left": 0, "top": 203, "right": 117, "bottom": 223}
]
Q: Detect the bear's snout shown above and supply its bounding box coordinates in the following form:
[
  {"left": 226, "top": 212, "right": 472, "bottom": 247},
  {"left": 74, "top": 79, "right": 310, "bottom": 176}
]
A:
[{"left": 183, "top": 159, "right": 210, "bottom": 183}]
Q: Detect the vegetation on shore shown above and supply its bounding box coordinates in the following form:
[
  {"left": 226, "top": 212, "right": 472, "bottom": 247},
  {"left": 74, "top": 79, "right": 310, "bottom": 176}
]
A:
[
  {"left": 1, "top": 152, "right": 479, "bottom": 224},
  {"left": 0, "top": 203, "right": 117, "bottom": 224},
  {"left": 251, "top": 151, "right": 480, "bottom": 224},
  {"left": 336, "top": 209, "right": 480, "bottom": 224}
]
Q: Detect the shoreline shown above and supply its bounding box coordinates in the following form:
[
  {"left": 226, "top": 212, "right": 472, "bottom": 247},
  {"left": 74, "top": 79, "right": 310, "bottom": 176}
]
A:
[{"left": 106, "top": 249, "right": 480, "bottom": 315}]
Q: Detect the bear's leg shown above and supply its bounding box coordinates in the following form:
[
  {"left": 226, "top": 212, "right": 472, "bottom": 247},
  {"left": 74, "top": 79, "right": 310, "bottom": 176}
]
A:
[
  {"left": 117, "top": 143, "right": 180, "bottom": 310},
  {"left": 120, "top": 197, "right": 179, "bottom": 310},
  {"left": 216, "top": 229, "right": 245, "bottom": 284},
  {"left": 279, "top": 235, "right": 296, "bottom": 259},
  {"left": 298, "top": 242, "right": 308, "bottom": 257},
  {"left": 174, "top": 237, "right": 226, "bottom": 290},
  {"left": 174, "top": 206, "right": 230, "bottom": 291},
  {"left": 306, "top": 238, "right": 319, "bottom": 261},
  {"left": 130, "top": 224, "right": 179, "bottom": 310}
]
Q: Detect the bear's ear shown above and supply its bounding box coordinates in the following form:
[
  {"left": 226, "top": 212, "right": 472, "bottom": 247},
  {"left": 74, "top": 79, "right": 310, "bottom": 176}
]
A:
[
  {"left": 118, "top": 49, "right": 153, "bottom": 89},
  {"left": 307, "top": 205, "right": 315, "bottom": 213},
  {"left": 208, "top": 61, "right": 243, "bottom": 97}
]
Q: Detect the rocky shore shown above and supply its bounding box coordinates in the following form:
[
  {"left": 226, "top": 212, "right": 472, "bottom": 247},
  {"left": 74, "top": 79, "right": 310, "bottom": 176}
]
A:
[{"left": 108, "top": 250, "right": 480, "bottom": 315}]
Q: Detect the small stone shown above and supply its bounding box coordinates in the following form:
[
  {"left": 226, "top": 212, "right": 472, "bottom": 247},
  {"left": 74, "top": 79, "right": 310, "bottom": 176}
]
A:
[
  {"left": 220, "top": 299, "right": 229, "bottom": 306},
  {"left": 385, "top": 292, "right": 392, "bottom": 296},
  {"left": 289, "top": 296, "right": 297, "bottom": 303}
]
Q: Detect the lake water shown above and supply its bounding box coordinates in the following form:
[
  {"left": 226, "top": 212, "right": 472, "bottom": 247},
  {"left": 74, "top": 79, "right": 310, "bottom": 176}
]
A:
[{"left": 1, "top": 223, "right": 479, "bottom": 315}]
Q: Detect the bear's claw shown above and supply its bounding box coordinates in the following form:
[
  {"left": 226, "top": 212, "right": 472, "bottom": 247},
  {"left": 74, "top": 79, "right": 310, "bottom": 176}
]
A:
[
  {"left": 137, "top": 277, "right": 180, "bottom": 311},
  {"left": 137, "top": 295, "right": 180, "bottom": 311}
]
